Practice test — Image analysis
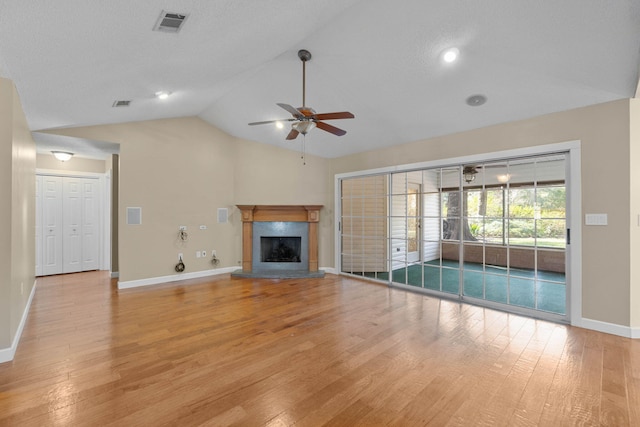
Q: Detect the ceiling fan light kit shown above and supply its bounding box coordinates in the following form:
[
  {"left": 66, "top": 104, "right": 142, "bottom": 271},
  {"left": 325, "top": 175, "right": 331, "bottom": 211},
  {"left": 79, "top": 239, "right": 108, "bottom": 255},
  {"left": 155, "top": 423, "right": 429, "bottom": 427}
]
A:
[{"left": 248, "top": 49, "right": 354, "bottom": 141}]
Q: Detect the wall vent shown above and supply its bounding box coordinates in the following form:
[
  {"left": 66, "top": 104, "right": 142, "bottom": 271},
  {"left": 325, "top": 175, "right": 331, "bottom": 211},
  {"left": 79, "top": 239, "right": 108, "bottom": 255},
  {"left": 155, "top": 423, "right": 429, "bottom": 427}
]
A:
[
  {"left": 153, "top": 10, "right": 189, "bottom": 33},
  {"left": 112, "top": 100, "right": 131, "bottom": 107}
]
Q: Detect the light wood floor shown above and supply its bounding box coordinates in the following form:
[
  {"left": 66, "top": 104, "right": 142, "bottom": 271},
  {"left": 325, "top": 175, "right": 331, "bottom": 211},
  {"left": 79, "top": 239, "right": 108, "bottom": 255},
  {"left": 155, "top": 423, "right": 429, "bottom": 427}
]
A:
[{"left": 1, "top": 272, "right": 638, "bottom": 426}]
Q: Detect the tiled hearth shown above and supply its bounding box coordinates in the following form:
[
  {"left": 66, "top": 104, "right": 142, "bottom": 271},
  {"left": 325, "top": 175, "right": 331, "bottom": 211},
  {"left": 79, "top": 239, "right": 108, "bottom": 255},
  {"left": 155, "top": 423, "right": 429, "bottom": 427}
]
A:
[{"left": 231, "top": 205, "right": 325, "bottom": 279}]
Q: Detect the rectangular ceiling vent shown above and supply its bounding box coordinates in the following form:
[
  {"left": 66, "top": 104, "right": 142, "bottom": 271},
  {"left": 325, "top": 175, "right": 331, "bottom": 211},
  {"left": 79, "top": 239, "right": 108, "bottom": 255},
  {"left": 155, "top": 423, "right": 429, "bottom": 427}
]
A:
[
  {"left": 112, "top": 100, "right": 131, "bottom": 107},
  {"left": 153, "top": 10, "right": 189, "bottom": 33}
]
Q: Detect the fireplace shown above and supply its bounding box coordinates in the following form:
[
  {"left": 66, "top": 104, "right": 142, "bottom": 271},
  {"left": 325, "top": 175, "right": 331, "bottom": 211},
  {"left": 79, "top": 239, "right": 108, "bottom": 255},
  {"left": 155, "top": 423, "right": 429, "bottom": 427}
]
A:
[{"left": 232, "top": 205, "right": 324, "bottom": 278}]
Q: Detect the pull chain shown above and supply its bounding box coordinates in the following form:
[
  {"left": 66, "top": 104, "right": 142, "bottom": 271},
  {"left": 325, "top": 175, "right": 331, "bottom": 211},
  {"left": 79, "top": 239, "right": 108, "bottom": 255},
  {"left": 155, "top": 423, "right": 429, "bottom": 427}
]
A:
[{"left": 301, "top": 135, "right": 306, "bottom": 165}]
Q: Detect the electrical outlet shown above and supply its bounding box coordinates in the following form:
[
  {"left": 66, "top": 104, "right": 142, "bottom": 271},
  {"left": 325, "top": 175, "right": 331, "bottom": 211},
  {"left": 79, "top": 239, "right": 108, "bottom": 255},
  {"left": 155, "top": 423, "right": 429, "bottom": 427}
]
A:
[
  {"left": 196, "top": 251, "right": 201, "bottom": 258},
  {"left": 179, "top": 225, "right": 187, "bottom": 231},
  {"left": 178, "top": 253, "right": 183, "bottom": 261},
  {"left": 199, "top": 225, "right": 207, "bottom": 230}
]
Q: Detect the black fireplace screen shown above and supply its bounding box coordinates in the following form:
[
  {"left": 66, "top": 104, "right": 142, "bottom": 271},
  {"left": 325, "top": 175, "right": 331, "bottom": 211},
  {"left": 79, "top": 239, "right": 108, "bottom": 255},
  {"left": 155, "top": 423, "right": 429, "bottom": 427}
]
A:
[{"left": 260, "top": 236, "right": 302, "bottom": 263}]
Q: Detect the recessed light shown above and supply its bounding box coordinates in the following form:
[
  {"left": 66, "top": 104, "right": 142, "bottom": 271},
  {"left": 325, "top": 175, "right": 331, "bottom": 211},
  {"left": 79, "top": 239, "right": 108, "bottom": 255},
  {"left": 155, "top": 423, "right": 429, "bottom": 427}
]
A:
[
  {"left": 442, "top": 47, "right": 460, "bottom": 63},
  {"left": 155, "top": 91, "right": 171, "bottom": 100},
  {"left": 466, "top": 94, "right": 487, "bottom": 106}
]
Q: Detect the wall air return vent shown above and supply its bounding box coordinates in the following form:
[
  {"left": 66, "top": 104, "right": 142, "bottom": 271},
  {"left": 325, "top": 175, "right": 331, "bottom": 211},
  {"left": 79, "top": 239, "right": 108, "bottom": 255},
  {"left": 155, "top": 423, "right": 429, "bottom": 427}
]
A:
[
  {"left": 153, "top": 10, "right": 189, "bottom": 33},
  {"left": 112, "top": 100, "right": 131, "bottom": 107}
]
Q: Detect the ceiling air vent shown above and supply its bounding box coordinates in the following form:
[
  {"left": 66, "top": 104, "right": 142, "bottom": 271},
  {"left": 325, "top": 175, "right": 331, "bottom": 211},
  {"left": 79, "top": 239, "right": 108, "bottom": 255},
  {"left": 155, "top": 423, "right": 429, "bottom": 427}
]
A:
[
  {"left": 153, "top": 10, "right": 189, "bottom": 33},
  {"left": 112, "top": 100, "right": 131, "bottom": 107}
]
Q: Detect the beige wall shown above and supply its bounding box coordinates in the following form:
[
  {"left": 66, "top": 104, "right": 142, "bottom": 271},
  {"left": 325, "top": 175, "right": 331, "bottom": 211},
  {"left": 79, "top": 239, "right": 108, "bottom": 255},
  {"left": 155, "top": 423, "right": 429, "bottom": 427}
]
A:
[
  {"left": 0, "top": 78, "right": 36, "bottom": 351},
  {"left": 331, "top": 99, "right": 633, "bottom": 327},
  {"left": 36, "top": 153, "right": 107, "bottom": 173},
  {"left": 630, "top": 99, "right": 640, "bottom": 328},
  {"left": 45, "top": 118, "right": 331, "bottom": 281},
  {"left": 0, "top": 79, "right": 12, "bottom": 349}
]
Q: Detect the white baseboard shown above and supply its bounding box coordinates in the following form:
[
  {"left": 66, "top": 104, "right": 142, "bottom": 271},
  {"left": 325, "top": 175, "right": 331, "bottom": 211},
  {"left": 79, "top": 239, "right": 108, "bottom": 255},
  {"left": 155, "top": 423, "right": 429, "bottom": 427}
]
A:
[
  {"left": 577, "top": 318, "right": 640, "bottom": 339},
  {"left": 110, "top": 271, "right": 119, "bottom": 279},
  {"left": 118, "top": 266, "right": 338, "bottom": 290},
  {"left": 117, "top": 267, "right": 237, "bottom": 290},
  {"left": 0, "top": 279, "right": 37, "bottom": 364}
]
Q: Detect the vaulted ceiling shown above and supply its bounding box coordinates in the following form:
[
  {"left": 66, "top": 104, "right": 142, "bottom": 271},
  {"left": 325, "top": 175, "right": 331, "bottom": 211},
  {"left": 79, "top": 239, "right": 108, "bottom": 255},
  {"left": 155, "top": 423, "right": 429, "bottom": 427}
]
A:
[{"left": 1, "top": 1, "right": 639, "bottom": 159}]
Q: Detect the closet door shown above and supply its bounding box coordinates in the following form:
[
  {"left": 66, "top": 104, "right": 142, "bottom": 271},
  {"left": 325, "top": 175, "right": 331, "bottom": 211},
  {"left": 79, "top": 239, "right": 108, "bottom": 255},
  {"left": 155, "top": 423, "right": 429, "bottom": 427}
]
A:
[
  {"left": 63, "top": 177, "right": 83, "bottom": 273},
  {"left": 42, "top": 176, "right": 63, "bottom": 275},
  {"left": 35, "top": 176, "right": 42, "bottom": 276},
  {"left": 81, "top": 179, "right": 99, "bottom": 271}
]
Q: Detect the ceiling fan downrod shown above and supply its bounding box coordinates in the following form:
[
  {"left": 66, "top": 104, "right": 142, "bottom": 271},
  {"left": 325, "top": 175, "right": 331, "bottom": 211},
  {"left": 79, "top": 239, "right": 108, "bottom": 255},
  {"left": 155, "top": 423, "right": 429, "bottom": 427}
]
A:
[{"left": 298, "top": 49, "right": 312, "bottom": 108}]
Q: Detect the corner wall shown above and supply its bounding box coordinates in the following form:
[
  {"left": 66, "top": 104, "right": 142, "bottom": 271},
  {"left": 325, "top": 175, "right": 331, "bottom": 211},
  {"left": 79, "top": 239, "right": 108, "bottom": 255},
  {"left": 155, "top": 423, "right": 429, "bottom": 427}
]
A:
[
  {"left": 0, "top": 78, "right": 36, "bottom": 362},
  {"left": 44, "top": 118, "right": 332, "bottom": 283}
]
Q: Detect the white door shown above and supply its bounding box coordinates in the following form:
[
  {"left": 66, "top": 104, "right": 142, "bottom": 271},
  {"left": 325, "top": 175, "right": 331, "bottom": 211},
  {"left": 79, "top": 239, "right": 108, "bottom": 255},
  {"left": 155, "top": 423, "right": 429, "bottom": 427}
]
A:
[
  {"left": 63, "top": 178, "right": 83, "bottom": 273},
  {"left": 35, "top": 176, "right": 42, "bottom": 276},
  {"left": 42, "top": 176, "right": 63, "bottom": 275},
  {"left": 81, "top": 179, "right": 99, "bottom": 271}
]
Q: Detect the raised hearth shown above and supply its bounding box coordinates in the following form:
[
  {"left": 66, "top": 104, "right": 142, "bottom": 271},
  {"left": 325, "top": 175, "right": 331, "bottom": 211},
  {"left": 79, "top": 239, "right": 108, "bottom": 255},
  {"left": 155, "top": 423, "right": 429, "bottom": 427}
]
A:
[{"left": 232, "top": 205, "right": 324, "bottom": 279}]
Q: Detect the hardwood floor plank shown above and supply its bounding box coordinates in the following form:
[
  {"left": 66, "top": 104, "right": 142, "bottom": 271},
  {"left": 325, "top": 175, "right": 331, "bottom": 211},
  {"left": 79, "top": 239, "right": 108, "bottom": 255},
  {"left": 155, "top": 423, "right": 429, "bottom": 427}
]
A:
[{"left": 1, "top": 271, "right": 638, "bottom": 426}]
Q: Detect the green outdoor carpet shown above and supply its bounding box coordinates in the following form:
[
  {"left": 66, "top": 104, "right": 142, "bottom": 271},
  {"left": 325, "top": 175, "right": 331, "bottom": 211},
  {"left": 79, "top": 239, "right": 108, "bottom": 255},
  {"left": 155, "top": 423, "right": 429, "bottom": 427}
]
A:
[{"left": 363, "top": 260, "right": 566, "bottom": 315}]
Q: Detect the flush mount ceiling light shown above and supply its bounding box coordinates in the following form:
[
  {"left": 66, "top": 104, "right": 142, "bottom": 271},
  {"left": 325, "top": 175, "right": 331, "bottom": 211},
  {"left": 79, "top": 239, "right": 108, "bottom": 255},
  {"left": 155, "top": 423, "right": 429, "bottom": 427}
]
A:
[
  {"left": 155, "top": 91, "right": 171, "bottom": 100},
  {"left": 466, "top": 94, "right": 487, "bottom": 106},
  {"left": 441, "top": 47, "right": 460, "bottom": 63},
  {"left": 52, "top": 151, "right": 73, "bottom": 162}
]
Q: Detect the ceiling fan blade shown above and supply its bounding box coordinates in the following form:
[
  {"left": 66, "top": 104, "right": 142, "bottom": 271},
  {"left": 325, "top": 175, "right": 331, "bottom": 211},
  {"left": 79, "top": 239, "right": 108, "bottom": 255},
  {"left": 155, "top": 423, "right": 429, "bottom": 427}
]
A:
[
  {"left": 286, "top": 129, "right": 300, "bottom": 140},
  {"left": 316, "top": 121, "right": 347, "bottom": 136},
  {"left": 277, "top": 103, "right": 304, "bottom": 119},
  {"left": 313, "top": 111, "right": 355, "bottom": 121},
  {"left": 298, "top": 107, "right": 315, "bottom": 117},
  {"left": 248, "top": 118, "right": 295, "bottom": 126}
]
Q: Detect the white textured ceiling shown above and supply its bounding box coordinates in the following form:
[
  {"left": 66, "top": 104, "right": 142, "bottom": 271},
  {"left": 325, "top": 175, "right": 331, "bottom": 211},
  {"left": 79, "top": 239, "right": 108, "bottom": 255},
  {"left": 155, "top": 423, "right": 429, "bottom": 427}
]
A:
[{"left": 1, "top": 0, "right": 639, "bottom": 159}]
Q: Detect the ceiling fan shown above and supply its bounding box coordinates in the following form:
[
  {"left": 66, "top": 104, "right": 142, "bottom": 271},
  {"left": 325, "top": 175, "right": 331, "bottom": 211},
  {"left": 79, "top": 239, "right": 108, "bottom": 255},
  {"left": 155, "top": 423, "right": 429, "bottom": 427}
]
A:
[{"left": 248, "top": 49, "right": 355, "bottom": 140}]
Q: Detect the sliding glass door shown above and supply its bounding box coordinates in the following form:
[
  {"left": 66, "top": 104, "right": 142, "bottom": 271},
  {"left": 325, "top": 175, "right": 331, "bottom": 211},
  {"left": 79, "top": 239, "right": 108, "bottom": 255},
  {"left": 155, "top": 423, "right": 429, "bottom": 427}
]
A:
[{"left": 339, "top": 153, "right": 568, "bottom": 321}]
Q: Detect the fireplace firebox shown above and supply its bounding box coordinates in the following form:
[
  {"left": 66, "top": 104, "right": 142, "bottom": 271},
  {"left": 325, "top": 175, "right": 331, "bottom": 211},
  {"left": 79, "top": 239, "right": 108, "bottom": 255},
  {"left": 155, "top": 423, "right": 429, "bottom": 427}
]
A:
[{"left": 261, "top": 237, "right": 301, "bottom": 263}]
